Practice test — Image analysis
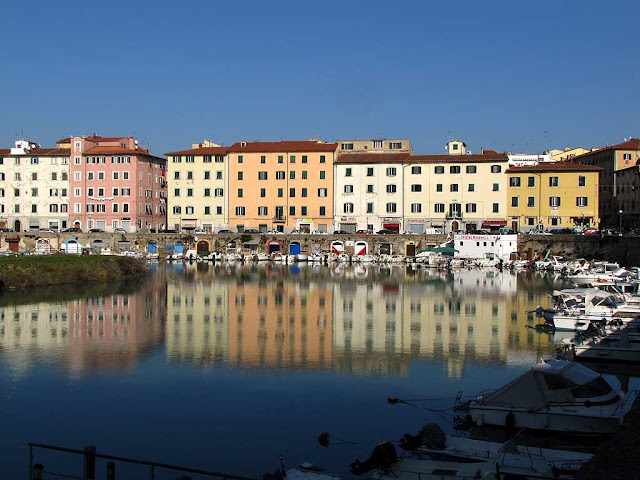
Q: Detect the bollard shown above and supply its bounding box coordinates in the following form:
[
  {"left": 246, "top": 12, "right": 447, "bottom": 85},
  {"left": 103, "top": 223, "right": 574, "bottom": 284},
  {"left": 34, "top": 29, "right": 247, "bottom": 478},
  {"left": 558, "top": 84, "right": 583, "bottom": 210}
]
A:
[
  {"left": 106, "top": 461, "right": 116, "bottom": 480},
  {"left": 32, "top": 463, "right": 44, "bottom": 480},
  {"left": 83, "top": 445, "right": 96, "bottom": 480}
]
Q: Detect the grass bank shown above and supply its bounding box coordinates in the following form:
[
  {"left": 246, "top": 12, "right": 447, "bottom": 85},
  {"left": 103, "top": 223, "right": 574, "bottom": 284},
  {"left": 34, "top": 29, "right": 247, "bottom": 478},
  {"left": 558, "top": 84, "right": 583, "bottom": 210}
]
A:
[{"left": 0, "top": 255, "right": 148, "bottom": 290}]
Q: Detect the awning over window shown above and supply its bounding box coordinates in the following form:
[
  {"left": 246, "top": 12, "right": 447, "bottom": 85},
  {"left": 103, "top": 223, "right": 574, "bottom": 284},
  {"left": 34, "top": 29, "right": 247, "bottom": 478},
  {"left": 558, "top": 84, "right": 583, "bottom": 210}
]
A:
[{"left": 482, "top": 220, "right": 507, "bottom": 227}]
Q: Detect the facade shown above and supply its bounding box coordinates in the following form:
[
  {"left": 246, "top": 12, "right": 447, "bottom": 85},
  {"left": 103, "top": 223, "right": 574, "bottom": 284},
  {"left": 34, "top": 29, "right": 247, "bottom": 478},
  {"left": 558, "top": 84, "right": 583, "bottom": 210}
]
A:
[
  {"left": 505, "top": 163, "right": 601, "bottom": 232},
  {"left": 66, "top": 135, "right": 167, "bottom": 232},
  {"left": 165, "top": 146, "right": 229, "bottom": 232},
  {"left": 547, "top": 147, "right": 591, "bottom": 162},
  {"left": 574, "top": 138, "right": 640, "bottom": 227},
  {"left": 227, "top": 140, "right": 337, "bottom": 233},
  {"left": 336, "top": 138, "right": 412, "bottom": 155},
  {"left": 454, "top": 234, "right": 518, "bottom": 261},
  {"left": 508, "top": 153, "right": 553, "bottom": 166},
  {"left": 614, "top": 164, "right": 640, "bottom": 231},
  {"left": 0, "top": 140, "right": 71, "bottom": 232}
]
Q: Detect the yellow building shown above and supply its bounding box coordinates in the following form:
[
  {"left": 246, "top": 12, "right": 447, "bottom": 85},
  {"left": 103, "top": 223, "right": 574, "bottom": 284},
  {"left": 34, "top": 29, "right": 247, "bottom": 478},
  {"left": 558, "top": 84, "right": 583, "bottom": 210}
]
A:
[
  {"left": 506, "top": 163, "right": 601, "bottom": 231},
  {"left": 227, "top": 140, "right": 337, "bottom": 233},
  {"left": 547, "top": 147, "right": 590, "bottom": 161},
  {"left": 165, "top": 146, "right": 229, "bottom": 232}
]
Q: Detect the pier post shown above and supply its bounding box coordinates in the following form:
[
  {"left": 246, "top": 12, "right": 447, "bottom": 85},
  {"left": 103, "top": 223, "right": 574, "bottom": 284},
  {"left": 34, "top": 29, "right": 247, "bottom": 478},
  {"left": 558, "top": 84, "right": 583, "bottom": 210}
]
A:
[
  {"left": 32, "top": 463, "right": 43, "bottom": 480},
  {"left": 107, "top": 461, "right": 116, "bottom": 480},
  {"left": 83, "top": 445, "right": 96, "bottom": 480}
]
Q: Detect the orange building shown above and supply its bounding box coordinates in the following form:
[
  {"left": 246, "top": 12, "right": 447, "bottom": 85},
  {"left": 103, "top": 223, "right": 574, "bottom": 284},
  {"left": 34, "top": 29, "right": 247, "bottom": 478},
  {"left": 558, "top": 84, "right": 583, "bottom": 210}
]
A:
[{"left": 227, "top": 141, "right": 337, "bottom": 233}]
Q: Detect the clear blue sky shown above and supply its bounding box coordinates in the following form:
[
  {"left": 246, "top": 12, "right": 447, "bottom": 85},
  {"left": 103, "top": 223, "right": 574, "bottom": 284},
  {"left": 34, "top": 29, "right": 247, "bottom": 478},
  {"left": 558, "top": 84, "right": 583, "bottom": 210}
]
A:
[{"left": 1, "top": 0, "right": 638, "bottom": 156}]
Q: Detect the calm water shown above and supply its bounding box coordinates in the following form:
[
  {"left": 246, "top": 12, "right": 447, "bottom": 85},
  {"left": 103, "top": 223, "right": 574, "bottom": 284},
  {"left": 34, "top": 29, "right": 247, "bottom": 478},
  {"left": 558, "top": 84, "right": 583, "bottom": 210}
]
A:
[{"left": 0, "top": 264, "right": 587, "bottom": 478}]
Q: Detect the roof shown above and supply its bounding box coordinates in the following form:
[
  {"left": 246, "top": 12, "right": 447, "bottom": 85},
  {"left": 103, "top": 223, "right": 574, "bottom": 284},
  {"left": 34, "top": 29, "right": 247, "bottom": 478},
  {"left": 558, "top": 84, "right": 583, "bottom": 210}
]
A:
[
  {"left": 56, "top": 137, "right": 72, "bottom": 144},
  {"left": 227, "top": 141, "right": 338, "bottom": 153},
  {"left": 0, "top": 147, "right": 71, "bottom": 156},
  {"left": 574, "top": 138, "right": 640, "bottom": 160},
  {"left": 335, "top": 153, "right": 411, "bottom": 164},
  {"left": 84, "top": 135, "right": 129, "bottom": 142},
  {"left": 0, "top": 149, "right": 10, "bottom": 155},
  {"left": 165, "top": 146, "right": 230, "bottom": 156},
  {"left": 84, "top": 145, "right": 149, "bottom": 155},
  {"left": 410, "top": 152, "right": 509, "bottom": 163},
  {"left": 506, "top": 162, "right": 602, "bottom": 173}
]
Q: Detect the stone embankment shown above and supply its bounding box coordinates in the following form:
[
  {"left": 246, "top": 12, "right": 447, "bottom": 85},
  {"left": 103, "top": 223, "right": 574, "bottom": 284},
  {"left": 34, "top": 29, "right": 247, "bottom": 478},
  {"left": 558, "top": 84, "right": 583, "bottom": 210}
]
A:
[{"left": 0, "top": 255, "right": 147, "bottom": 290}]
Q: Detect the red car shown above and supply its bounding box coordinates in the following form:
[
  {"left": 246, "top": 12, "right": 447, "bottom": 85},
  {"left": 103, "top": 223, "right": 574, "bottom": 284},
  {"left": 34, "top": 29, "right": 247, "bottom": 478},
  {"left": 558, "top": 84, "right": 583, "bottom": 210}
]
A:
[{"left": 583, "top": 228, "right": 600, "bottom": 235}]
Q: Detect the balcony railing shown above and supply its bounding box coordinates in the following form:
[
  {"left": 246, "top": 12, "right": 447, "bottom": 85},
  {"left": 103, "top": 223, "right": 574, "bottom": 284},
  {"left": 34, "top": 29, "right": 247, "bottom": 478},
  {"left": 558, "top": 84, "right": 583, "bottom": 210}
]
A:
[
  {"left": 446, "top": 212, "right": 463, "bottom": 219},
  {"left": 273, "top": 215, "right": 286, "bottom": 223}
]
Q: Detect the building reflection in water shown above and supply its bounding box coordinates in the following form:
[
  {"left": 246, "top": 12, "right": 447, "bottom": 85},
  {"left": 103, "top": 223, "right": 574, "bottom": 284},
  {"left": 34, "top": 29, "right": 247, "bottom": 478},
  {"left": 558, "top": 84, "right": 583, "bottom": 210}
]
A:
[
  {"left": 165, "top": 264, "right": 559, "bottom": 378},
  {"left": 0, "top": 275, "right": 166, "bottom": 376}
]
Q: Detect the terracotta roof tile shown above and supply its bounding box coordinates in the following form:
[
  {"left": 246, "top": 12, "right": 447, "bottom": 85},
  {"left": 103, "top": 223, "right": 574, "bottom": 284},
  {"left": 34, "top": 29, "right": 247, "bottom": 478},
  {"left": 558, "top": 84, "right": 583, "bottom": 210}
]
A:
[
  {"left": 0, "top": 149, "right": 11, "bottom": 155},
  {"left": 228, "top": 141, "right": 337, "bottom": 153},
  {"left": 506, "top": 162, "right": 602, "bottom": 173},
  {"left": 9, "top": 147, "right": 71, "bottom": 156},
  {"left": 165, "top": 146, "right": 230, "bottom": 156},
  {"left": 83, "top": 145, "right": 152, "bottom": 156},
  {"left": 56, "top": 137, "right": 72, "bottom": 144},
  {"left": 410, "top": 153, "right": 509, "bottom": 163},
  {"left": 574, "top": 138, "right": 640, "bottom": 160}
]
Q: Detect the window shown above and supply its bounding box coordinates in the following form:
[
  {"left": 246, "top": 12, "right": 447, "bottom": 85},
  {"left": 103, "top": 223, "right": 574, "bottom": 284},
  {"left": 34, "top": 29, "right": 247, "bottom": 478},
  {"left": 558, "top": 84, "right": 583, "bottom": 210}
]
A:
[
  {"left": 386, "top": 203, "right": 397, "bottom": 213},
  {"left": 238, "top": 155, "right": 243, "bottom": 164},
  {"left": 411, "top": 203, "right": 421, "bottom": 213},
  {"left": 341, "top": 143, "right": 354, "bottom": 150},
  {"left": 450, "top": 184, "right": 459, "bottom": 192},
  {"left": 31, "top": 204, "right": 37, "bottom": 213},
  {"left": 87, "top": 172, "right": 95, "bottom": 181},
  {"left": 123, "top": 203, "right": 129, "bottom": 213},
  {"left": 320, "top": 171, "right": 326, "bottom": 179},
  {"left": 74, "top": 156, "right": 81, "bottom": 165},
  {"left": 203, "top": 155, "right": 212, "bottom": 163},
  {"left": 389, "top": 142, "right": 402, "bottom": 149},
  {"left": 367, "top": 167, "right": 374, "bottom": 176},
  {"left": 237, "top": 172, "right": 243, "bottom": 180},
  {"left": 344, "top": 203, "right": 354, "bottom": 213},
  {"left": 320, "top": 155, "right": 326, "bottom": 163},
  {"left": 578, "top": 176, "right": 586, "bottom": 187},
  {"left": 276, "top": 171, "right": 285, "bottom": 180},
  {"left": 88, "top": 188, "right": 94, "bottom": 196},
  {"left": 112, "top": 203, "right": 119, "bottom": 213},
  {"left": 260, "top": 155, "right": 266, "bottom": 164},
  {"left": 214, "top": 188, "right": 224, "bottom": 197},
  {"left": 436, "top": 184, "right": 443, "bottom": 192},
  {"left": 289, "top": 188, "right": 296, "bottom": 197},
  {"left": 302, "top": 188, "right": 308, "bottom": 197},
  {"left": 577, "top": 196, "right": 588, "bottom": 207},
  {"left": 186, "top": 171, "right": 193, "bottom": 180},
  {"left": 187, "top": 188, "right": 193, "bottom": 197},
  {"left": 204, "top": 206, "right": 211, "bottom": 215},
  {"left": 386, "top": 184, "right": 397, "bottom": 193},
  {"left": 260, "top": 188, "right": 266, "bottom": 198},
  {"left": 491, "top": 165, "right": 502, "bottom": 173},
  {"left": 450, "top": 166, "right": 461, "bottom": 174},
  {"left": 434, "top": 166, "right": 444, "bottom": 174},
  {"left": 319, "top": 206, "right": 326, "bottom": 216},
  {"left": 465, "top": 203, "right": 477, "bottom": 213},
  {"left": 235, "top": 206, "right": 245, "bottom": 216},
  {"left": 302, "top": 171, "right": 308, "bottom": 179},
  {"left": 289, "top": 155, "right": 295, "bottom": 163},
  {"left": 510, "top": 177, "right": 521, "bottom": 187},
  {"left": 112, "top": 188, "right": 119, "bottom": 196},
  {"left": 468, "top": 183, "right": 475, "bottom": 192},
  {"left": 527, "top": 196, "right": 535, "bottom": 207},
  {"left": 278, "top": 155, "right": 284, "bottom": 164},
  {"left": 411, "top": 184, "right": 422, "bottom": 192},
  {"left": 466, "top": 165, "right": 477, "bottom": 174},
  {"left": 435, "top": 203, "right": 445, "bottom": 213},
  {"left": 550, "top": 196, "right": 561, "bottom": 207},
  {"left": 345, "top": 167, "right": 352, "bottom": 177},
  {"left": 98, "top": 172, "right": 105, "bottom": 180},
  {"left": 528, "top": 176, "right": 535, "bottom": 187},
  {"left": 411, "top": 166, "right": 421, "bottom": 174},
  {"left": 492, "top": 183, "right": 499, "bottom": 191},
  {"left": 204, "top": 188, "right": 211, "bottom": 197},
  {"left": 366, "top": 184, "right": 374, "bottom": 193},
  {"left": 237, "top": 188, "right": 243, "bottom": 198},
  {"left": 123, "top": 172, "right": 129, "bottom": 180},
  {"left": 31, "top": 188, "right": 38, "bottom": 197},
  {"left": 204, "top": 171, "right": 210, "bottom": 180},
  {"left": 174, "top": 188, "right": 180, "bottom": 197},
  {"left": 302, "top": 155, "right": 308, "bottom": 163},
  {"left": 74, "top": 171, "right": 81, "bottom": 181},
  {"left": 216, "top": 206, "right": 222, "bottom": 215},
  {"left": 623, "top": 153, "right": 632, "bottom": 161},
  {"left": 278, "top": 188, "right": 284, "bottom": 197},
  {"left": 366, "top": 203, "right": 374, "bottom": 213},
  {"left": 301, "top": 206, "right": 307, "bottom": 215},
  {"left": 386, "top": 167, "right": 397, "bottom": 176},
  {"left": 258, "top": 206, "right": 268, "bottom": 216},
  {"left": 289, "top": 206, "right": 296, "bottom": 216},
  {"left": 14, "top": 188, "right": 19, "bottom": 197},
  {"left": 492, "top": 203, "right": 499, "bottom": 213},
  {"left": 549, "top": 176, "right": 559, "bottom": 187},
  {"left": 511, "top": 196, "right": 519, "bottom": 207},
  {"left": 258, "top": 171, "right": 268, "bottom": 180},
  {"left": 289, "top": 171, "right": 295, "bottom": 180}
]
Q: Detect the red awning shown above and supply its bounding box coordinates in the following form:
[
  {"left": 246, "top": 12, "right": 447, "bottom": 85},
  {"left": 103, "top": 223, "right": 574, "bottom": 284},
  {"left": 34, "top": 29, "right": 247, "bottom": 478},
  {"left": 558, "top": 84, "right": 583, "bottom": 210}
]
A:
[
  {"left": 482, "top": 220, "right": 507, "bottom": 227},
  {"left": 383, "top": 223, "right": 400, "bottom": 228}
]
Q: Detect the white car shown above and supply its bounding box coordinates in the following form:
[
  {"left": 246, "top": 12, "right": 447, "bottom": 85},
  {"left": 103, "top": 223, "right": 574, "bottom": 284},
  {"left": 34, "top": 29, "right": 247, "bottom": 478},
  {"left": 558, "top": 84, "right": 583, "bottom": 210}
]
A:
[
  {"left": 194, "top": 229, "right": 209, "bottom": 234},
  {"left": 311, "top": 230, "right": 328, "bottom": 235},
  {"left": 114, "top": 228, "right": 127, "bottom": 233}
]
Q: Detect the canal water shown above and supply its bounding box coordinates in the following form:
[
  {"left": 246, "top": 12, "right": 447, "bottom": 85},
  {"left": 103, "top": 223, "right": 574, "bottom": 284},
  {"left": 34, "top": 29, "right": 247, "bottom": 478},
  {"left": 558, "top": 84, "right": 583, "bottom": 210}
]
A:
[{"left": 0, "top": 264, "right": 605, "bottom": 478}]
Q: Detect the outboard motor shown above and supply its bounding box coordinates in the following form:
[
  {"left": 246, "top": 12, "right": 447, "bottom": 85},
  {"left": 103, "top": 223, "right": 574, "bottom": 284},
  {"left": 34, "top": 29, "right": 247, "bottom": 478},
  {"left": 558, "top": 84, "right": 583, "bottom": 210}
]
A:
[
  {"left": 399, "top": 423, "right": 446, "bottom": 451},
  {"left": 350, "top": 442, "right": 398, "bottom": 475}
]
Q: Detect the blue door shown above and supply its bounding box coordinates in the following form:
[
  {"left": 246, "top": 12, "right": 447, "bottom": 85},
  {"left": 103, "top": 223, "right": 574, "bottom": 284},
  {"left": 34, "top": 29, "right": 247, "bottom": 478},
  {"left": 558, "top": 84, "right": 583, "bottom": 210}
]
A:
[{"left": 289, "top": 242, "right": 301, "bottom": 255}]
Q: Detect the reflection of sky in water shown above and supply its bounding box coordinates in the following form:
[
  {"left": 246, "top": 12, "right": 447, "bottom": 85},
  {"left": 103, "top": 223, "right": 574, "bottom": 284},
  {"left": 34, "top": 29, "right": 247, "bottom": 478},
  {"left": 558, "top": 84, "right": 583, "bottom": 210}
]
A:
[{"left": 0, "top": 266, "right": 633, "bottom": 478}]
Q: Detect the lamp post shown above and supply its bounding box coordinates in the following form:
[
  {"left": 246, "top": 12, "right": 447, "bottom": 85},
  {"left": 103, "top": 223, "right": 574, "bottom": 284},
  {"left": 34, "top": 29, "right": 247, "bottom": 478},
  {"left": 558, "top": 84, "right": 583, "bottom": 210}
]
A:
[{"left": 619, "top": 209, "right": 623, "bottom": 236}]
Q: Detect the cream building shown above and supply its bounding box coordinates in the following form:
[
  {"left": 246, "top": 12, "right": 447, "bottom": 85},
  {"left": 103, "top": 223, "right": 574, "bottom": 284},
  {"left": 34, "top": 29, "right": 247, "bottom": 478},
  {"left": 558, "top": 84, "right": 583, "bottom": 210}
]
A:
[
  {"left": 165, "top": 145, "right": 229, "bottom": 232},
  {"left": 336, "top": 138, "right": 413, "bottom": 155},
  {"left": 0, "top": 140, "right": 71, "bottom": 232},
  {"left": 547, "top": 147, "right": 591, "bottom": 161}
]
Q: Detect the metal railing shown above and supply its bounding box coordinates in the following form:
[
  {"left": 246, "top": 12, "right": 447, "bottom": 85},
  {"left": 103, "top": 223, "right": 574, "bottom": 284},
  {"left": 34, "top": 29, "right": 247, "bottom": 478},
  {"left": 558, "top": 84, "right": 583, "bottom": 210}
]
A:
[{"left": 28, "top": 443, "right": 259, "bottom": 480}]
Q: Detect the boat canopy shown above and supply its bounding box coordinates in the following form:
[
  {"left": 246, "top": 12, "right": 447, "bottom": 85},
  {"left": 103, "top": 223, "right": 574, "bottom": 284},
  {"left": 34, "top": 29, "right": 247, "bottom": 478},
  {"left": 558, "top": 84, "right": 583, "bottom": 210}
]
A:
[{"left": 476, "top": 360, "right": 612, "bottom": 410}]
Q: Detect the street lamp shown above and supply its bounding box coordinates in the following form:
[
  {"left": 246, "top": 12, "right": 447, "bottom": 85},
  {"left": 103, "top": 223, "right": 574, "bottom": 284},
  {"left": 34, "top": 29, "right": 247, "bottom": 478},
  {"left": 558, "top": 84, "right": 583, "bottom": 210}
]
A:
[{"left": 619, "top": 210, "right": 623, "bottom": 236}]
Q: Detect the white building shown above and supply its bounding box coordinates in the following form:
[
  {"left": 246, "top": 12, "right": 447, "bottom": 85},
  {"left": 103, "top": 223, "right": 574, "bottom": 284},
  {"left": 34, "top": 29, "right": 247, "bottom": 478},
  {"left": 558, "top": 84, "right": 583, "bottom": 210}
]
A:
[
  {"left": 508, "top": 153, "right": 554, "bottom": 167},
  {"left": 0, "top": 140, "right": 71, "bottom": 232},
  {"left": 453, "top": 234, "right": 518, "bottom": 261}
]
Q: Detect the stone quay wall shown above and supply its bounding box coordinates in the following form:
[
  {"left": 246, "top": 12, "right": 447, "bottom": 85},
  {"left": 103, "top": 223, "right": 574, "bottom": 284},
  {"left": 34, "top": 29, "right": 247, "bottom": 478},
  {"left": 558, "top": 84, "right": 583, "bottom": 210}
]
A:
[{"left": 3, "top": 232, "right": 640, "bottom": 267}]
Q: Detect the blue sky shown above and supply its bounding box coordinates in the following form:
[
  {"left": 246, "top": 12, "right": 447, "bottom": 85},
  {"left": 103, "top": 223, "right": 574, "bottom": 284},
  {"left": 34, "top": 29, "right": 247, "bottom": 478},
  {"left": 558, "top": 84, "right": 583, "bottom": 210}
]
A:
[{"left": 1, "top": 0, "right": 638, "bottom": 156}]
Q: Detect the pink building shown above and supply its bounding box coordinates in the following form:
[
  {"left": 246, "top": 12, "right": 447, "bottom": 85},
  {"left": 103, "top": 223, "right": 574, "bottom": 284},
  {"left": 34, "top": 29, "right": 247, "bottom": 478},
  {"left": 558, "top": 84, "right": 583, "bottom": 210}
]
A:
[{"left": 62, "top": 135, "right": 167, "bottom": 232}]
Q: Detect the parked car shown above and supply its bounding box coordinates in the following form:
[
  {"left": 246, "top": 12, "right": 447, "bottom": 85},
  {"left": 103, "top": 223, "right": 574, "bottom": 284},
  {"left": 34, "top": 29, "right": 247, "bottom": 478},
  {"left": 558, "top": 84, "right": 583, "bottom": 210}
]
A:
[
  {"left": 376, "top": 229, "right": 396, "bottom": 235},
  {"left": 550, "top": 228, "right": 575, "bottom": 235},
  {"left": 311, "top": 230, "right": 328, "bottom": 235},
  {"left": 356, "top": 230, "right": 372, "bottom": 234},
  {"left": 289, "top": 229, "right": 302, "bottom": 234},
  {"left": 243, "top": 229, "right": 260, "bottom": 234},
  {"left": 114, "top": 228, "right": 127, "bottom": 233},
  {"left": 61, "top": 227, "right": 82, "bottom": 233},
  {"left": 38, "top": 228, "right": 55, "bottom": 233},
  {"left": 332, "top": 230, "right": 350, "bottom": 234},
  {"left": 528, "top": 229, "right": 551, "bottom": 235},
  {"left": 194, "top": 229, "right": 209, "bottom": 234},
  {"left": 217, "top": 229, "right": 233, "bottom": 234},
  {"left": 0, "top": 228, "right": 14, "bottom": 232},
  {"left": 89, "top": 228, "right": 105, "bottom": 233},
  {"left": 583, "top": 227, "right": 600, "bottom": 235}
]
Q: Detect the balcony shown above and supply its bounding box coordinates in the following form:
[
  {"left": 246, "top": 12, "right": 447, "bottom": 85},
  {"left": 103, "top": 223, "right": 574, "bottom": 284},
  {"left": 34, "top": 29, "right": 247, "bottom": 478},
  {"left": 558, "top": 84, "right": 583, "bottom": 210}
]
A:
[
  {"left": 446, "top": 212, "right": 463, "bottom": 219},
  {"left": 273, "top": 215, "right": 286, "bottom": 223}
]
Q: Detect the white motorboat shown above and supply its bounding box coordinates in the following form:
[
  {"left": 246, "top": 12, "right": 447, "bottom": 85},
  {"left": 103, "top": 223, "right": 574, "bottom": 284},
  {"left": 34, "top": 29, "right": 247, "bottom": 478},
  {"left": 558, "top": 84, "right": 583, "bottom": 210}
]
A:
[
  {"left": 459, "top": 359, "right": 634, "bottom": 435},
  {"left": 567, "top": 262, "right": 628, "bottom": 286},
  {"left": 296, "top": 254, "right": 309, "bottom": 262}
]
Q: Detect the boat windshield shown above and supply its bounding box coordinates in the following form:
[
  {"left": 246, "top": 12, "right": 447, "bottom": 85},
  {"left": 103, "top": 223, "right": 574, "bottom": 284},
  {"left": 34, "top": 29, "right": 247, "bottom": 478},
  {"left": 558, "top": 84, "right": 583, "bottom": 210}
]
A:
[
  {"left": 570, "top": 377, "right": 613, "bottom": 398},
  {"left": 563, "top": 363, "right": 600, "bottom": 385}
]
